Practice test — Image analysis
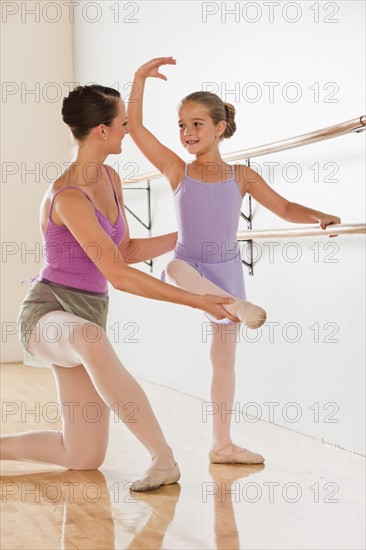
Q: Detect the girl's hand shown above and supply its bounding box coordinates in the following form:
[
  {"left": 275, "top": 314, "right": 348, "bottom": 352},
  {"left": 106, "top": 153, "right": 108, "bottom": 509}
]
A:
[
  {"left": 318, "top": 213, "right": 341, "bottom": 238},
  {"left": 135, "top": 57, "right": 176, "bottom": 81},
  {"left": 199, "top": 295, "right": 241, "bottom": 323}
]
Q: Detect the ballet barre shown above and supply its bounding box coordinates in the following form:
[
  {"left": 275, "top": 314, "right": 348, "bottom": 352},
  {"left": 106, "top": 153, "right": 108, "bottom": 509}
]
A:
[
  {"left": 223, "top": 115, "right": 365, "bottom": 162},
  {"left": 237, "top": 223, "right": 365, "bottom": 274},
  {"left": 121, "top": 115, "right": 365, "bottom": 274},
  {"left": 123, "top": 115, "right": 366, "bottom": 185},
  {"left": 237, "top": 223, "right": 366, "bottom": 241}
]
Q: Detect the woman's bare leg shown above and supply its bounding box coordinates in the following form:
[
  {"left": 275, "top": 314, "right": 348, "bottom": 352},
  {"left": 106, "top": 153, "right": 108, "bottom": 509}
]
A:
[{"left": 1, "top": 311, "right": 180, "bottom": 490}]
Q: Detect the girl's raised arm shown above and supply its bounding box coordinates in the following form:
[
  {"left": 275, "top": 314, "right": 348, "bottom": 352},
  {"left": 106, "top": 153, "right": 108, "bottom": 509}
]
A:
[{"left": 128, "top": 57, "right": 184, "bottom": 187}]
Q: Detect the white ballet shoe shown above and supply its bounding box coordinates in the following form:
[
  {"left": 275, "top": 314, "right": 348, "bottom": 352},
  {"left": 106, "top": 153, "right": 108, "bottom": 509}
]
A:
[
  {"left": 234, "top": 300, "right": 267, "bottom": 329},
  {"left": 209, "top": 443, "right": 265, "bottom": 464},
  {"left": 129, "top": 457, "right": 181, "bottom": 492}
]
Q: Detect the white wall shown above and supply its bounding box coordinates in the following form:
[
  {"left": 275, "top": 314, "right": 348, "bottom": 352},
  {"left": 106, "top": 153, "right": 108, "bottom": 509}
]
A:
[
  {"left": 73, "top": 1, "right": 365, "bottom": 453},
  {"left": 2, "top": 1, "right": 364, "bottom": 454},
  {"left": 1, "top": 1, "right": 74, "bottom": 360}
]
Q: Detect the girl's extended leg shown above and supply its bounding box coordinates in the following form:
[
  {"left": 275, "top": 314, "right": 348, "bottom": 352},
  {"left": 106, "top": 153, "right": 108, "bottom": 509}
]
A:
[
  {"left": 1, "top": 311, "right": 180, "bottom": 490},
  {"left": 165, "top": 259, "right": 266, "bottom": 327}
]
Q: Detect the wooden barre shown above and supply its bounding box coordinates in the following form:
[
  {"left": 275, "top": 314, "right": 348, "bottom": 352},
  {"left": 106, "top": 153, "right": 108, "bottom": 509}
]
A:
[
  {"left": 123, "top": 115, "right": 366, "bottom": 185},
  {"left": 237, "top": 223, "right": 366, "bottom": 240}
]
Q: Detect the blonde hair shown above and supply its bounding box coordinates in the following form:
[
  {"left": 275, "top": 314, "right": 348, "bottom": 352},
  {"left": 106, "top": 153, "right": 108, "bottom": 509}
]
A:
[{"left": 180, "top": 91, "right": 236, "bottom": 140}]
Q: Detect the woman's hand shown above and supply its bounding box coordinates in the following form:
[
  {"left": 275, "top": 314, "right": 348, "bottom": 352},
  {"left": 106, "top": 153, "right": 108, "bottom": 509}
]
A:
[
  {"left": 199, "top": 295, "right": 241, "bottom": 323},
  {"left": 135, "top": 56, "right": 176, "bottom": 81},
  {"left": 318, "top": 213, "right": 341, "bottom": 237}
]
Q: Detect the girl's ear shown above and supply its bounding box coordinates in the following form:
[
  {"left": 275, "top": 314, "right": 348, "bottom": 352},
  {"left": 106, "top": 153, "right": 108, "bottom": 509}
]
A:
[{"left": 216, "top": 120, "right": 227, "bottom": 138}]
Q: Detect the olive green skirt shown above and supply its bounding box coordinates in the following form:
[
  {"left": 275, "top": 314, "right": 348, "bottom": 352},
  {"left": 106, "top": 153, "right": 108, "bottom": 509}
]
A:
[{"left": 17, "top": 281, "right": 109, "bottom": 367}]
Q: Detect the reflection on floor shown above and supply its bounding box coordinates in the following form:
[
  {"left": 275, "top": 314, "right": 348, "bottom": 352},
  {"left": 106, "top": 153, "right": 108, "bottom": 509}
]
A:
[{"left": 1, "top": 363, "right": 365, "bottom": 550}]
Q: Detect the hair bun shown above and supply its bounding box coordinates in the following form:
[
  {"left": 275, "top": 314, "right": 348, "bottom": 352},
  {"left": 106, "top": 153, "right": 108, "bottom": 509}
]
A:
[
  {"left": 224, "top": 104, "right": 229, "bottom": 120},
  {"left": 73, "top": 85, "right": 85, "bottom": 95},
  {"left": 61, "top": 84, "right": 121, "bottom": 141},
  {"left": 223, "top": 102, "right": 236, "bottom": 139}
]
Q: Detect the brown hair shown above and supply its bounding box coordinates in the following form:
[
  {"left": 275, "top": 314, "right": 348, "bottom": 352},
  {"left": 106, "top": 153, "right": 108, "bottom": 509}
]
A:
[
  {"left": 62, "top": 84, "right": 121, "bottom": 141},
  {"left": 180, "top": 91, "right": 236, "bottom": 140}
]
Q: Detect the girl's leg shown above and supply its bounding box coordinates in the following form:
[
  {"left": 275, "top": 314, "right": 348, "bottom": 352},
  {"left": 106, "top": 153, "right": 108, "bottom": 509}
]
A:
[
  {"left": 209, "top": 323, "right": 238, "bottom": 451},
  {"left": 209, "top": 323, "right": 264, "bottom": 464},
  {"left": 1, "top": 311, "right": 180, "bottom": 490},
  {"left": 165, "top": 262, "right": 264, "bottom": 464},
  {"left": 165, "top": 259, "right": 266, "bottom": 327}
]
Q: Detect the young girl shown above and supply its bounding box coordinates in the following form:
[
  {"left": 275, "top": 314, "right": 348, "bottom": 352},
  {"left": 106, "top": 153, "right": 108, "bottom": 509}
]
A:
[
  {"left": 1, "top": 84, "right": 239, "bottom": 492},
  {"left": 128, "top": 57, "right": 341, "bottom": 464}
]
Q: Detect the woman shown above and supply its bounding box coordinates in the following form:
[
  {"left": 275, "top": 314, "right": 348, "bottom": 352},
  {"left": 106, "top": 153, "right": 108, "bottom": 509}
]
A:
[
  {"left": 1, "top": 84, "right": 238, "bottom": 492},
  {"left": 127, "top": 57, "right": 341, "bottom": 465}
]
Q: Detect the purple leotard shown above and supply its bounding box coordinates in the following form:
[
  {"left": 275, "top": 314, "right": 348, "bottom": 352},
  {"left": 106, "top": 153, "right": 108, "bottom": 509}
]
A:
[
  {"left": 162, "top": 163, "right": 246, "bottom": 322},
  {"left": 37, "top": 165, "right": 126, "bottom": 293}
]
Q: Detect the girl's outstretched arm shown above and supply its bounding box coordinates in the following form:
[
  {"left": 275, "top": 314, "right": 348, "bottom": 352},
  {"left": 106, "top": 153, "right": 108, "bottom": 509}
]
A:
[
  {"left": 128, "top": 57, "right": 184, "bottom": 188},
  {"left": 241, "top": 166, "right": 341, "bottom": 231}
]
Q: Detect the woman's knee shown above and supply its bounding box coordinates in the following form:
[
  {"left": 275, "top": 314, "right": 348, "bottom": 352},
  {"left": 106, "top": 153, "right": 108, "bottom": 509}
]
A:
[{"left": 66, "top": 447, "right": 107, "bottom": 471}]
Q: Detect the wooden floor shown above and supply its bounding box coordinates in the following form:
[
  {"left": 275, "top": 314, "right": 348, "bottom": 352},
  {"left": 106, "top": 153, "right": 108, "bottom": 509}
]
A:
[{"left": 1, "top": 363, "right": 365, "bottom": 550}]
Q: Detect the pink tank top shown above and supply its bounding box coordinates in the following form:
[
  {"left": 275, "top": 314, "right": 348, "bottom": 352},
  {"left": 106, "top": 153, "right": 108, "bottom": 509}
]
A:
[{"left": 37, "top": 165, "right": 126, "bottom": 293}]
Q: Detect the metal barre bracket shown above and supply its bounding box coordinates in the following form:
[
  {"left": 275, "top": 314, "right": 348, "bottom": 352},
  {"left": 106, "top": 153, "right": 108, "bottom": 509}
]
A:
[
  {"left": 240, "top": 158, "right": 254, "bottom": 275},
  {"left": 123, "top": 179, "right": 153, "bottom": 272}
]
